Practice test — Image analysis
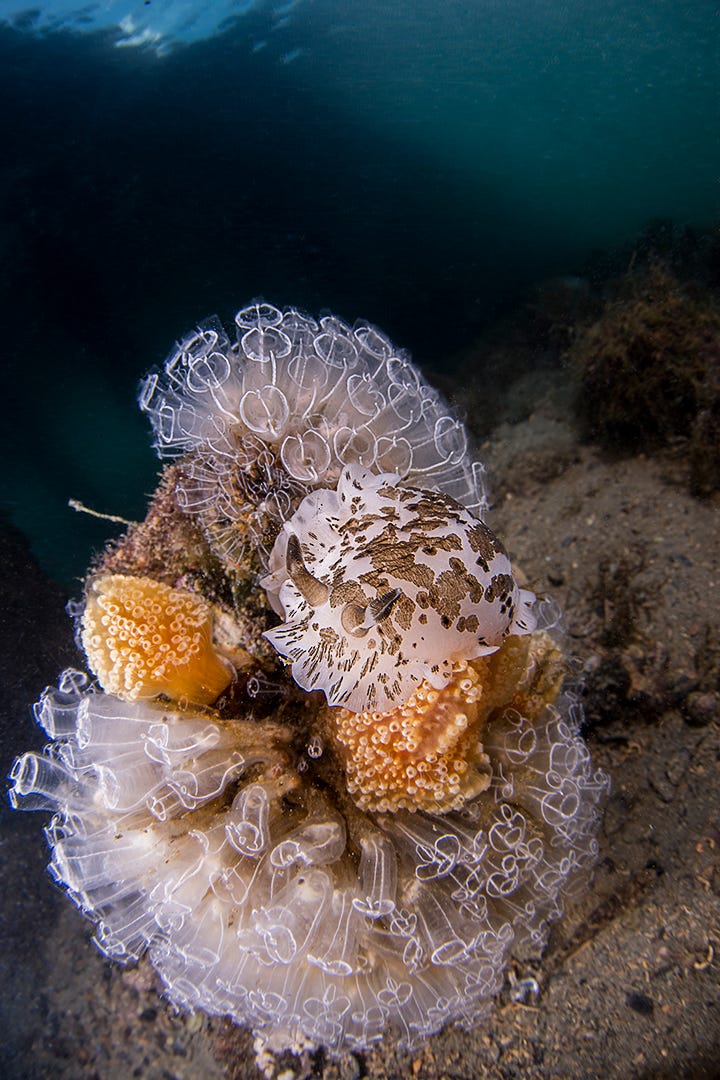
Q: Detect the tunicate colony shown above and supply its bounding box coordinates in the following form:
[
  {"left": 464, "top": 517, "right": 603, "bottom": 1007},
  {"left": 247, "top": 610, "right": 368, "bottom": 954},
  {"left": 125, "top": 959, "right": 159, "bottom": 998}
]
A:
[{"left": 10, "top": 303, "right": 610, "bottom": 1057}]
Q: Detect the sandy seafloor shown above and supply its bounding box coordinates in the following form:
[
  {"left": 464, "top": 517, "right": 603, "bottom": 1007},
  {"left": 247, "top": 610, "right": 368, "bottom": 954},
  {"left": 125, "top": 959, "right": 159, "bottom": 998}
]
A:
[{"left": 1, "top": 345, "right": 718, "bottom": 1080}]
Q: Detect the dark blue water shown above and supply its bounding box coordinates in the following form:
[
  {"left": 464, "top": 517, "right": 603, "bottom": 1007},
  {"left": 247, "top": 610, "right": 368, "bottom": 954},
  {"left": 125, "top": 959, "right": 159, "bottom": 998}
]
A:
[{"left": 1, "top": 1, "right": 718, "bottom": 587}]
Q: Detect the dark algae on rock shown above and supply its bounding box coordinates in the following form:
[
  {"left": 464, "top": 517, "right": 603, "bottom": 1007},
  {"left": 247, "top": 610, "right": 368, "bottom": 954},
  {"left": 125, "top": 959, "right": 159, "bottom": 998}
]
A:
[{"left": 568, "top": 264, "right": 720, "bottom": 495}]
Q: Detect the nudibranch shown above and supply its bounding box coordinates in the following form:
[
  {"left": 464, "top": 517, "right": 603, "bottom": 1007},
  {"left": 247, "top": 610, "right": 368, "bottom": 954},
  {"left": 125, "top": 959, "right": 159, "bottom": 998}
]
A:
[
  {"left": 9, "top": 302, "right": 610, "bottom": 1062},
  {"left": 262, "top": 464, "right": 536, "bottom": 714}
]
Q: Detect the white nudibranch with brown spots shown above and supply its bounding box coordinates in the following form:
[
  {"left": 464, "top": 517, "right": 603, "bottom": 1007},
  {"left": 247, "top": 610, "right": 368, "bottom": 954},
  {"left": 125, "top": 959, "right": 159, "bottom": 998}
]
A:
[{"left": 262, "top": 465, "right": 537, "bottom": 713}]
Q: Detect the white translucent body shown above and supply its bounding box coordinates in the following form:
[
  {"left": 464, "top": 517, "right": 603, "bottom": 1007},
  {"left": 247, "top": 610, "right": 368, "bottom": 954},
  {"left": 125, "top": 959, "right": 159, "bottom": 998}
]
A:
[
  {"left": 139, "top": 304, "right": 489, "bottom": 563},
  {"left": 11, "top": 669, "right": 610, "bottom": 1055}
]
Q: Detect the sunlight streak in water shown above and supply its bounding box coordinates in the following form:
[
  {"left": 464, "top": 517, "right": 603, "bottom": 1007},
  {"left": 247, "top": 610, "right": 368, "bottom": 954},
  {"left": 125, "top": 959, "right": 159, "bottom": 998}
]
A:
[{"left": 0, "top": 0, "right": 293, "bottom": 53}]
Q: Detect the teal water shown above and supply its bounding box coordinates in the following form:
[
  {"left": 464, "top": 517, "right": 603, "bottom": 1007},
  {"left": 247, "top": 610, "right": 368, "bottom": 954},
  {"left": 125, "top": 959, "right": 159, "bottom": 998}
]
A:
[{"left": 1, "top": 0, "right": 717, "bottom": 587}]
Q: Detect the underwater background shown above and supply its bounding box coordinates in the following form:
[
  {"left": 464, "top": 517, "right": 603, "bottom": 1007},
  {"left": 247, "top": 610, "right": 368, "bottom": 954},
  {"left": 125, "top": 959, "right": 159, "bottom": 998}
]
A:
[
  {"left": 0, "top": 0, "right": 717, "bottom": 589},
  {"left": 1, "top": 6, "right": 720, "bottom": 1079}
]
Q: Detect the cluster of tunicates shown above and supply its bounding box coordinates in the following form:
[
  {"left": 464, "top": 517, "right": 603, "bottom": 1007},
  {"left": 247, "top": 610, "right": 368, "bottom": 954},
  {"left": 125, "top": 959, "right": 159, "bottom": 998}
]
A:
[
  {"left": 9, "top": 303, "right": 610, "bottom": 1059},
  {"left": 139, "top": 303, "right": 487, "bottom": 562},
  {"left": 11, "top": 669, "right": 607, "bottom": 1054}
]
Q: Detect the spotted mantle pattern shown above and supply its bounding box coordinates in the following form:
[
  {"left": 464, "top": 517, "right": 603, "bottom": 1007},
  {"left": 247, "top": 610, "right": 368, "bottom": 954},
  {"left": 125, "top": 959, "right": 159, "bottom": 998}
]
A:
[{"left": 263, "top": 466, "right": 537, "bottom": 713}]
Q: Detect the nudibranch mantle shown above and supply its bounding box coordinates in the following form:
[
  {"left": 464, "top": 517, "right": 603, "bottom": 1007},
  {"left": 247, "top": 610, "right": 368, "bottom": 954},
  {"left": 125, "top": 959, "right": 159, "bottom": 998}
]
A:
[{"left": 262, "top": 464, "right": 537, "bottom": 713}]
